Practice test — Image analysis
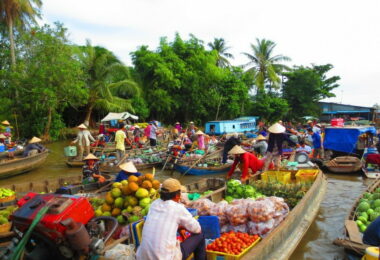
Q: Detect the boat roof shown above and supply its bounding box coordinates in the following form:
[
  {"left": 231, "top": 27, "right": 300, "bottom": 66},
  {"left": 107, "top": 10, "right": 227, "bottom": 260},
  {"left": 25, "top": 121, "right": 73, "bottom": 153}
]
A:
[{"left": 207, "top": 116, "right": 258, "bottom": 123}]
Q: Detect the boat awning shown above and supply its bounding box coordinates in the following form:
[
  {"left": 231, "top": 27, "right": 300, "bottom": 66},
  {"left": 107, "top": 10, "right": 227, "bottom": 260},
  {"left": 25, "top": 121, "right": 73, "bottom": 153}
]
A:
[
  {"left": 324, "top": 126, "right": 377, "bottom": 153},
  {"left": 101, "top": 112, "right": 138, "bottom": 122}
]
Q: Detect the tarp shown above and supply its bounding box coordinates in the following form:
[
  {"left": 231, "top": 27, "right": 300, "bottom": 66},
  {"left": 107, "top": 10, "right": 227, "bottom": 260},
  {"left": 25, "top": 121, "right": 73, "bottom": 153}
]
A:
[
  {"left": 101, "top": 112, "right": 138, "bottom": 122},
  {"left": 324, "top": 126, "right": 377, "bottom": 153}
]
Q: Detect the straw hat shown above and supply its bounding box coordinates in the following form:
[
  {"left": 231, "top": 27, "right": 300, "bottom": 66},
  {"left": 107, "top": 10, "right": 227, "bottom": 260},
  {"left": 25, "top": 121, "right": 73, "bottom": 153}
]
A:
[
  {"left": 175, "top": 122, "right": 180, "bottom": 124},
  {"left": 195, "top": 130, "right": 204, "bottom": 135},
  {"left": 134, "top": 125, "right": 140, "bottom": 129},
  {"left": 1, "top": 120, "right": 10, "bottom": 126},
  {"left": 307, "top": 120, "right": 313, "bottom": 124},
  {"left": 268, "top": 123, "right": 285, "bottom": 134},
  {"left": 256, "top": 135, "right": 266, "bottom": 141},
  {"left": 83, "top": 153, "right": 99, "bottom": 161},
  {"left": 190, "top": 121, "right": 194, "bottom": 124},
  {"left": 315, "top": 123, "right": 321, "bottom": 128},
  {"left": 77, "top": 123, "right": 87, "bottom": 129},
  {"left": 228, "top": 145, "right": 246, "bottom": 155},
  {"left": 0, "top": 134, "right": 6, "bottom": 139},
  {"left": 119, "top": 161, "right": 137, "bottom": 173},
  {"left": 29, "top": 137, "right": 42, "bottom": 144},
  {"left": 161, "top": 178, "right": 183, "bottom": 193}
]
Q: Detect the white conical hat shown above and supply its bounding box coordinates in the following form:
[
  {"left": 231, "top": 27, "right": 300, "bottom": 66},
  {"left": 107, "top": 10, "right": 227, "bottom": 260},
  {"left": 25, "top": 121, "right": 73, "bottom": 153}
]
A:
[
  {"left": 1, "top": 120, "right": 10, "bottom": 126},
  {"left": 119, "top": 161, "right": 137, "bottom": 173},
  {"left": 0, "top": 134, "right": 6, "bottom": 139},
  {"left": 268, "top": 123, "right": 286, "bottom": 134},
  {"left": 77, "top": 123, "right": 87, "bottom": 129},
  {"left": 256, "top": 135, "right": 267, "bottom": 141},
  {"left": 195, "top": 130, "right": 204, "bottom": 135},
  {"left": 29, "top": 137, "right": 42, "bottom": 144},
  {"left": 228, "top": 145, "right": 246, "bottom": 155},
  {"left": 83, "top": 153, "right": 99, "bottom": 160}
]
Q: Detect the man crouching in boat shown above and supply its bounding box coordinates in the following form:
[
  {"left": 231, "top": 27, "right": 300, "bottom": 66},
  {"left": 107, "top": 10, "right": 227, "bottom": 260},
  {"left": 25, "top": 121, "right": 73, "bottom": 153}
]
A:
[
  {"left": 136, "top": 178, "right": 206, "bottom": 260},
  {"left": 82, "top": 153, "right": 105, "bottom": 184},
  {"left": 23, "top": 137, "right": 46, "bottom": 157},
  {"left": 115, "top": 161, "right": 142, "bottom": 182},
  {"left": 227, "top": 145, "right": 267, "bottom": 182}
]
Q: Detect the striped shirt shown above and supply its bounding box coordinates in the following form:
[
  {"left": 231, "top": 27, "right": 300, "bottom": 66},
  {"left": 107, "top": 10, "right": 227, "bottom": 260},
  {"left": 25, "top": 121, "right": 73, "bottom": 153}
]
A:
[{"left": 136, "top": 199, "right": 201, "bottom": 260}]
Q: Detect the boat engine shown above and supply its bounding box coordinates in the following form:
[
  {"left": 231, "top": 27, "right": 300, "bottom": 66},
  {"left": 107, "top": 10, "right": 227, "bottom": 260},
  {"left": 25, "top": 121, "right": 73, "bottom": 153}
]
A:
[{"left": 7, "top": 193, "right": 118, "bottom": 260}]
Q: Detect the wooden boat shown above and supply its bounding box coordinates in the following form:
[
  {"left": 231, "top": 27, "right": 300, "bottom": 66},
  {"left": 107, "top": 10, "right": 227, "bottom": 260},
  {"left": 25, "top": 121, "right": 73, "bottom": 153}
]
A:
[
  {"left": 0, "top": 150, "right": 49, "bottom": 179},
  {"left": 333, "top": 178, "right": 380, "bottom": 255},
  {"left": 100, "top": 161, "right": 162, "bottom": 173},
  {"left": 184, "top": 177, "right": 226, "bottom": 196},
  {"left": 0, "top": 148, "right": 23, "bottom": 159},
  {"left": 174, "top": 162, "right": 231, "bottom": 176},
  {"left": 200, "top": 170, "right": 327, "bottom": 260},
  {"left": 361, "top": 148, "right": 380, "bottom": 179},
  {"left": 325, "top": 156, "right": 362, "bottom": 173}
]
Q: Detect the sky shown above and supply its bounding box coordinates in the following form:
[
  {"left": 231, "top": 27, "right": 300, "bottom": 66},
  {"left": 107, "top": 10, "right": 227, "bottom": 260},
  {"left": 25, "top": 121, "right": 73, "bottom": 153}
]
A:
[{"left": 41, "top": 0, "right": 380, "bottom": 107}]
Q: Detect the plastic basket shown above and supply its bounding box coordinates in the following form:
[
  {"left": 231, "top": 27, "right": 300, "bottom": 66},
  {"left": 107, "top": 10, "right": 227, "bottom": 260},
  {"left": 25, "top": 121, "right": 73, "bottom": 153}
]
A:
[
  {"left": 275, "top": 171, "right": 291, "bottom": 184},
  {"left": 261, "top": 171, "right": 291, "bottom": 184},
  {"left": 206, "top": 237, "right": 261, "bottom": 260},
  {"left": 0, "top": 145, "right": 5, "bottom": 152},
  {"left": 0, "top": 194, "right": 16, "bottom": 204},
  {"left": 295, "top": 169, "right": 319, "bottom": 183},
  {"left": 187, "top": 208, "right": 198, "bottom": 217},
  {"left": 198, "top": 216, "right": 220, "bottom": 239},
  {"left": 64, "top": 146, "right": 77, "bottom": 157}
]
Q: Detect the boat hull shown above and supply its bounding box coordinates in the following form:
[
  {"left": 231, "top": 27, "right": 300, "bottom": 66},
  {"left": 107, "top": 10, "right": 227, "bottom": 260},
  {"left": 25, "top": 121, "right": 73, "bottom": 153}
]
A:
[
  {"left": 326, "top": 156, "right": 362, "bottom": 173},
  {"left": 174, "top": 164, "right": 231, "bottom": 176},
  {"left": 0, "top": 150, "right": 49, "bottom": 179}
]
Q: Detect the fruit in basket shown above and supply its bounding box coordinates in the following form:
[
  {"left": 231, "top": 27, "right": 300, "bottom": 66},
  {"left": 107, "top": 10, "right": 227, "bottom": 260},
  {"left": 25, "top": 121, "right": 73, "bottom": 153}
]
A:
[
  {"left": 128, "top": 182, "right": 139, "bottom": 192},
  {"left": 102, "top": 204, "right": 112, "bottom": 212},
  {"left": 358, "top": 201, "right": 371, "bottom": 212},
  {"left": 111, "top": 208, "right": 121, "bottom": 217},
  {"left": 139, "top": 198, "right": 151, "bottom": 208},
  {"left": 136, "top": 188, "right": 149, "bottom": 199},
  {"left": 114, "top": 197, "right": 124, "bottom": 208},
  {"left": 145, "top": 174, "right": 154, "bottom": 181},
  {"left": 126, "top": 196, "right": 138, "bottom": 206},
  {"left": 121, "top": 180, "right": 129, "bottom": 186},
  {"left": 152, "top": 180, "right": 161, "bottom": 190},
  {"left": 128, "top": 175, "right": 139, "bottom": 183},
  {"left": 0, "top": 188, "right": 15, "bottom": 198},
  {"left": 206, "top": 231, "right": 260, "bottom": 255},
  {"left": 111, "top": 188, "right": 122, "bottom": 198},
  {"left": 112, "top": 182, "right": 122, "bottom": 189},
  {"left": 105, "top": 193, "right": 114, "bottom": 205},
  {"left": 0, "top": 216, "right": 8, "bottom": 224}
]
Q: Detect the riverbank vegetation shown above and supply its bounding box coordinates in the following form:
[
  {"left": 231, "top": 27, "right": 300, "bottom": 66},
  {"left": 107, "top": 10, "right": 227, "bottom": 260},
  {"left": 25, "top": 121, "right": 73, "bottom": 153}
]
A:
[{"left": 0, "top": 0, "right": 340, "bottom": 140}]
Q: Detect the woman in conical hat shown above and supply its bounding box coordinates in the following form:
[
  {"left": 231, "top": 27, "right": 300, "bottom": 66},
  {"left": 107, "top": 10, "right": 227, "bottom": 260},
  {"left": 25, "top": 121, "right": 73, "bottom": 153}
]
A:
[
  {"left": 252, "top": 135, "right": 268, "bottom": 157},
  {"left": 115, "top": 161, "right": 142, "bottom": 182},
  {"left": 196, "top": 130, "right": 205, "bottom": 150},
  {"left": 226, "top": 145, "right": 266, "bottom": 182},
  {"left": 82, "top": 154, "right": 105, "bottom": 183},
  {"left": 23, "top": 137, "right": 46, "bottom": 157}
]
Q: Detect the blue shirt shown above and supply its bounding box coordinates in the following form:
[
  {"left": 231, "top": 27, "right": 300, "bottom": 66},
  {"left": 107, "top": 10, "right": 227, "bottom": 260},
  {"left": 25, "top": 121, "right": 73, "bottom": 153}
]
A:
[
  {"left": 312, "top": 132, "right": 322, "bottom": 149},
  {"left": 363, "top": 216, "right": 380, "bottom": 246},
  {"left": 245, "top": 133, "right": 256, "bottom": 139},
  {"left": 115, "top": 171, "right": 142, "bottom": 182}
]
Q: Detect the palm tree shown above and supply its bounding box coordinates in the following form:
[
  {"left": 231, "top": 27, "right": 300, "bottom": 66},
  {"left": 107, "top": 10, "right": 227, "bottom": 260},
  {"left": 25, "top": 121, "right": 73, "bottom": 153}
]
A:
[
  {"left": 0, "top": 0, "right": 42, "bottom": 66},
  {"left": 78, "top": 41, "right": 140, "bottom": 125},
  {"left": 208, "top": 38, "right": 234, "bottom": 68},
  {"left": 242, "top": 38, "right": 291, "bottom": 91}
]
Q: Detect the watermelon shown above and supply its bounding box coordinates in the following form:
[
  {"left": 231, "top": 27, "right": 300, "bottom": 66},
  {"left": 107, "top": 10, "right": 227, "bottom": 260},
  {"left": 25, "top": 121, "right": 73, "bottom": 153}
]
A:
[{"left": 358, "top": 202, "right": 371, "bottom": 212}]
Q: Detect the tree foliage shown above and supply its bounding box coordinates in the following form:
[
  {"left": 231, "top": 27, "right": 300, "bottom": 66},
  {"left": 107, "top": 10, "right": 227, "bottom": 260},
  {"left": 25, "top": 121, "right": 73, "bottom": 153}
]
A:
[
  {"left": 249, "top": 92, "right": 289, "bottom": 124},
  {"left": 208, "top": 38, "right": 234, "bottom": 68}
]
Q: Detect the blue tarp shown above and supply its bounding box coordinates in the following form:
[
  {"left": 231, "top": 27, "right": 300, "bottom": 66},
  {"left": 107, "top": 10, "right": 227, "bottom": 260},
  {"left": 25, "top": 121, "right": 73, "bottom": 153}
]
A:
[{"left": 323, "top": 126, "right": 377, "bottom": 153}]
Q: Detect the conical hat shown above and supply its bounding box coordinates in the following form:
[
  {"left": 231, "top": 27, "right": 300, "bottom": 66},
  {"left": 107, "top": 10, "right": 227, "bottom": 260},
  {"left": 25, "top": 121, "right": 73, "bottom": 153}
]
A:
[
  {"left": 228, "top": 145, "right": 246, "bottom": 155},
  {"left": 119, "top": 161, "right": 137, "bottom": 173},
  {"left": 1, "top": 120, "right": 10, "bottom": 126},
  {"left": 0, "top": 134, "right": 6, "bottom": 139},
  {"left": 83, "top": 153, "right": 99, "bottom": 160},
  {"left": 268, "top": 123, "right": 285, "bottom": 134},
  {"left": 195, "top": 130, "right": 204, "bottom": 135},
  {"left": 256, "top": 135, "right": 266, "bottom": 141},
  {"left": 29, "top": 137, "right": 42, "bottom": 144},
  {"left": 175, "top": 122, "right": 180, "bottom": 124},
  {"left": 77, "top": 123, "right": 87, "bottom": 129}
]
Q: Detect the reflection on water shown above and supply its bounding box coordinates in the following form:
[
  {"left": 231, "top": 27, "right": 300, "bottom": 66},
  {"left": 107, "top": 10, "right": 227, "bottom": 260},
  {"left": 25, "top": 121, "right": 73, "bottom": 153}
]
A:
[{"left": 0, "top": 141, "right": 373, "bottom": 259}]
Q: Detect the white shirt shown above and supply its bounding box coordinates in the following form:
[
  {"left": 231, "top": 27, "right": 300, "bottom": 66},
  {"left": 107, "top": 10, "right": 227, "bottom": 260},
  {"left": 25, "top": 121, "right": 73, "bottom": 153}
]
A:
[
  {"left": 150, "top": 125, "right": 157, "bottom": 139},
  {"left": 73, "top": 130, "right": 95, "bottom": 146},
  {"left": 297, "top": 145, "right": 312, "bottom": 154},
  {"left": 136, "top": 199, "right": 201, "bottom": 260}
]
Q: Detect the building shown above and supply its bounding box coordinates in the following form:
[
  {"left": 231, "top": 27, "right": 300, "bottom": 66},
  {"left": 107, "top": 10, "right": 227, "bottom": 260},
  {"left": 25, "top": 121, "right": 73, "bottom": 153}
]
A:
[
  {"left": 318, "top": 102, "right": 375, "bottom": 122},
  {"left": 204, "top": 116, "right": 259, "bottom": 135}
]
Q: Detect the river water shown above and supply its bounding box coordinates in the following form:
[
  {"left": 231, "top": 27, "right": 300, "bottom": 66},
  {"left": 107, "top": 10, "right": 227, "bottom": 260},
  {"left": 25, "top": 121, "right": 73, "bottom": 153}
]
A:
[{"left": 0, "top": 141, "right": 373, "bottom": 259}]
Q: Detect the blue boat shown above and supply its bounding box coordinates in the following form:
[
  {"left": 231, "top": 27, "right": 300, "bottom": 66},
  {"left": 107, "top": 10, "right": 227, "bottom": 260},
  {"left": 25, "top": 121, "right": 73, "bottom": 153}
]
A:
[
  {"left": 174, "top": 163, "right": 232, "bottom": 176},
  {"left": 204, "top": 116, "right": 259, "bottom": 135}
]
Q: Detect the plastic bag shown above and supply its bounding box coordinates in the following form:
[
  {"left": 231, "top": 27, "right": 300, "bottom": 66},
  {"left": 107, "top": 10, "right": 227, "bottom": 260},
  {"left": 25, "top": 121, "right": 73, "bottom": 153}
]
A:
[
  {"left": 231, "top": 224, "right": 248, "bottom": 233},
  {"left": 268, "top": 196, "right": 289, "bottom": 218},
  {"left": 105, "top": 244, "right": 136, "bottom": 260},
  {"left": 189, "top": 199, "right": 215, "bottom": 216},
  {"left": 220, "top": 224, "right": 233, "bottom": 233},
  {"left": 247, "top": 198, "right": 275, "bottom": 223},
  {"left": 209, "top": 201, "right": 229, "bottom": 225},
  {"left": 247, "top": 219, "right": 275, "bottom": 236},
  {"left": 225, "top": 201, "right": 249, "bottom": 226},
  {"left": 180, "top": 193, "right": 191, "bottom": 207}
]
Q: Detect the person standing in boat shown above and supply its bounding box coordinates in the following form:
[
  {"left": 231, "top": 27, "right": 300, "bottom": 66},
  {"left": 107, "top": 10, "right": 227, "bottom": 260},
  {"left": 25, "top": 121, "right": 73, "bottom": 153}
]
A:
[
  {"left": 227, "top": 145, "right": 266, "bottom": 182},
  {"left": 115, "top": 161, "right": 142, "bottom": 182},
  {"left": 72, "top": 124, "right": 95, "bottom": 161},
  {"left": 195, "top": 130, "right": 205, "bottom": 150},
  {"left": 115, "top": 123, "right": 127, "bottom": 162},
  {"left": 1, "top": 120, "right": 12, "bottom": 143},
  {"left": 307, "top": 128, "right": 323, "bottom": 159},
  {"left": 149, "top": 121, "right": 158, "bottom": 147},
  {"left": 82, "top": 153, "right": 105, "bottom": 184},
  {"left": 23, "top": 137, "right": 46, "bottom": 157}
]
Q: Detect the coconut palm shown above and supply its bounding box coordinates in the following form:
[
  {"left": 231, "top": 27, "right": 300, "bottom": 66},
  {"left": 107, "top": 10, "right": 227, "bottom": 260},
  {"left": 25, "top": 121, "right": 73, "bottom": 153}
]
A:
[
  {"left": 208, "top": 38, "right": 234, "bottom": 68},
  {"left": 242, "top": 38, "right": 291, "bottom": 91},
  {"left": 78, "top": 41, "right": 140, "bottom": 125},
  {"left": 0, "top": 0, "right": 42, "bottom": 66}
]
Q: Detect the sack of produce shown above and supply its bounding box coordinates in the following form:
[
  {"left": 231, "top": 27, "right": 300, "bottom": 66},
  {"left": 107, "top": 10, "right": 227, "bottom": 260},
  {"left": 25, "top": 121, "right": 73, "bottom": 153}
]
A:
[
  {"left": 247, "top": 198, "right": 275, "bottom": 223},
  {"left": 225, "top": 200, "right": 249, "bottom": 226},
  {"left": 268, "top": 196, "right": 289, "bottom": 218},
  {"left": 210, "top": 201, "right": 229, "bottom": 225},
  {"left": 247, "top": 219, "right": 275, "bottom": 236},
  {"left": 189, "top": 199, "right": 215, "bottom": 216},
  {"left": 180, "top": 193, "right": 191, "bottom": 207},
  {"left": 230, "top": 223, "right": 248, "bottom": 233}
]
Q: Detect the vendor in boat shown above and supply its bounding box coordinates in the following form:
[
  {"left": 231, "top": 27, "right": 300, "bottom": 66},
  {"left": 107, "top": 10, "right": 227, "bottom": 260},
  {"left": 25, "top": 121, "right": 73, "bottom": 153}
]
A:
[
  {"left": 115, "top": 123, "right": 127, "bottom": 161},
  {"left": 307, "top": 128, "right": 323, "bottom": 159},
  {"left": 136, "top": 178, "right": 205, "bottom": 260},
  {"left": 195, "top": 130, "right": 205, "bottom": 150},
  {"left": 133, "top": 125, "right": 143, "bottom": 148},
  {"left": 263, "top": 123, "right": 297, "bottom": 171},
  {"left": 363, "top": 216, "right": 380, "bottom": 246},
  {"left": 222, "top": 133, "right": 241, "bottom": 164},
  {"left": 227, "top": 145, "right": 267, "bottom": 182},
  {"left": 252, "top": 135, "right": 268, "bottom": 157},
  {"left": 1, "top": 120, "right": 12, "bottom": 142},
  {"left": 82, "top": 153, "right": 105, "bottom": 183},
  {"left": 23, "top": 137, "right": 46, "bottom": 157},
  {"left": 296, "top": 140, "right": 312, "bottom": 154},
  {"left": 115, "top": 161, "right": 142, "bottom": 182},
  {"left": 71, "top": 123, "right": 95, "bottom": 161}
]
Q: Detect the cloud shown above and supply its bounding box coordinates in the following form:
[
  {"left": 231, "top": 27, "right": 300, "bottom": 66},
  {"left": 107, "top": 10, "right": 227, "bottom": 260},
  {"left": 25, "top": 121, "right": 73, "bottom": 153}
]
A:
[{"left": 41, "top": 0, "right": 380, "bottom": 107}]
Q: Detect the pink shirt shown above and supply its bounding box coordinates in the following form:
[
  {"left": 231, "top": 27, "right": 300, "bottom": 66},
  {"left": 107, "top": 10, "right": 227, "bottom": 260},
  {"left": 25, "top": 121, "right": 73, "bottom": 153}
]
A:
[{"left": 197, "top": 135, "right": 205, "bottom": 150}]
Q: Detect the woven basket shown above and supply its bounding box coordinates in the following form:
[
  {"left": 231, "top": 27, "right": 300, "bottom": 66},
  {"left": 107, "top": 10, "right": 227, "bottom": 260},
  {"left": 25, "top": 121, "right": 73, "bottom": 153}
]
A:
[
  {"left": 0, "top": 222, "right": 12, "bottom": 233},
  {"left": 0, "top": 194, "right": 16, "bottom": 203}
]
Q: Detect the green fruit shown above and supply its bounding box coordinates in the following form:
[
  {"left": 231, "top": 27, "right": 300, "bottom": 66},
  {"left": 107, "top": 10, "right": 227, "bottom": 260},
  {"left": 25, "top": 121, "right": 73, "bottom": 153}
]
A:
[
  {"left": 356, "top": 220, "right": 363, "bottom": 226},
  {"left": 370, "top": 212, "right": 380, "bottom": 221},
  {"left": 139, "top": 198, "right": 151, "bottom": 208},
  {"left": 112, "top": 182, "right": 122, "bottom": 189},
  {"left": 363, "top": 192, "right": 372, "bottom": 199},
  {"left": 95, "top": 209, "right": 103, "bottom": 217},
  {"left": 116, "top": 215, "right": 126, "bottom": 224},
  {"left": 359, "top": 224, "right": 367, "bottom": 233},
  {"left": 360, "top": 212, "right": 369, "bottom": 220},
  {"left": 121, "top": 209, "right": 128, "bottom": 214},
  {"left": 357, "top": 216, "right": 367, "bottom": 224},
  {"left": 114, "top": 197, "right": 124, "bottom": 209},
  {"left": 111, "top": 188, "right": 122, "bottom": 198},
  {"left": 128, "top": 215, "right": 139, "bottom": 223},
  {"left": 126, "top": 196, "right": 138, "bottom": 206},
  {"left": 136, "top": 188, "right": 149, "bottom": 199},
  {"left": 358, "top": 202, "right": 371, "bottom": 212},
  {"left": 126, "top": 205, "right": 133, "bottom": 213},
  {"left": 375, "top": 207, "right": 380, "bottom": 213},
  {"left": 121, "top": 180, "right": 128, "bottom": 186},
  {"left": 367, "top": 208, "right": 375, "bottom": 215},
  {"left": 372, "top": 193, "right": 380, "bottom": 200},
  {"left": 373, "top": 200, "right": 380, "bottom": 208},
  {"left": 102, "top": 211, "right": 111, "bottom": 217},
  {"left": 0, "top": 216, "right": 8, "bottom": 225}
]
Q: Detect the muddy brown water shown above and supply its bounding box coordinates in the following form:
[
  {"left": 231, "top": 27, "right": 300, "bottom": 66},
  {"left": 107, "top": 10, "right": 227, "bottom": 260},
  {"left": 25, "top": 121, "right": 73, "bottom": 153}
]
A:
[{"left": 0, "top": 141, "right": 374, "bottom": 259}]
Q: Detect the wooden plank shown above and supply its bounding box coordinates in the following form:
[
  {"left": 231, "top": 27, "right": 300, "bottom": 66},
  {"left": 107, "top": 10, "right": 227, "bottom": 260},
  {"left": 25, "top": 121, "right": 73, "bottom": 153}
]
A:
[{"left": 345, "top": 220, "right": 363, "bottom": 244}]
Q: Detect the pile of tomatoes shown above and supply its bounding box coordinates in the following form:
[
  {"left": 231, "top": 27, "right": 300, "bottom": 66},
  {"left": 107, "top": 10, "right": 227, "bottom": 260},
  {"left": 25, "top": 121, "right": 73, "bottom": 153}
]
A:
[{"left": 206, "top": 231, "right": 260, "bottom": 255}]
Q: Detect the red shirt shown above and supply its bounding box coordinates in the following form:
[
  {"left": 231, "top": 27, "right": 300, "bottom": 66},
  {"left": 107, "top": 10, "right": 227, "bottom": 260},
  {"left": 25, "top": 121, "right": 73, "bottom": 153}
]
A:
[{"left": 227, "top": 152, "right": 265, "bottom": 179}]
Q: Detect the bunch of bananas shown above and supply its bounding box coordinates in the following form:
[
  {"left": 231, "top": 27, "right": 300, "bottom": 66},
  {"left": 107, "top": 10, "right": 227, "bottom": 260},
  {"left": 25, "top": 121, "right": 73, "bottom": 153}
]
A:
[{"left": 0, "top": 188, "right": 15, "bottom": 198}]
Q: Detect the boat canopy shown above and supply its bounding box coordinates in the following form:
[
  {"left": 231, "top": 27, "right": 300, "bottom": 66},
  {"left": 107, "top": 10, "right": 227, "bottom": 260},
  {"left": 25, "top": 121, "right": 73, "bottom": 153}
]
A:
[
  {"left": 101, "top": 112, "right": 138, "bottom": 122},
  {"left": 324, "top": 126, "right": 377, "bottom": 153}
]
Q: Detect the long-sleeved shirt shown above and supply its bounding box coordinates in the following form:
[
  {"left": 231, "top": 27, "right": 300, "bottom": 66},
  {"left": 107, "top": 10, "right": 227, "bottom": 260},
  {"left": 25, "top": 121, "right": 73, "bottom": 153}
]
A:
[
  {"left": 252, "top": 141, "right": 268, "bottom": 156},
  {"left": 227, "top": 152, "right": 265, "bottom": 179},
  {"left": 150, "top": 125, "right": 157, "bottom": 140},
  {"left": 73, "top": 130, "right": 95, "bottom": 146},
  {"left": 136, "top": 199, "right": 201, "bottom": 260},
  {"left": 197, "top": 135, "right": 205, "bottom": 150},
  {"left": 82, "top": 162, "right": 100, "bottom": 179},
  {"left": 267, "top": 133, "right": 296, "bottom": 155},
  {"left": 144, "top": 125, "right": 151, "bottom": 138},
  {"left": 311, "top": 132, "right": 322, "bottom": 149},
  {"left": 224, "top": 136, "right": 241, "bottom": 154},
  {"left": 115, "top": 171, "right": 141, "bottom": 182},
  {"left": 23, "top": 143, "right": 45, "bottom": 157}
]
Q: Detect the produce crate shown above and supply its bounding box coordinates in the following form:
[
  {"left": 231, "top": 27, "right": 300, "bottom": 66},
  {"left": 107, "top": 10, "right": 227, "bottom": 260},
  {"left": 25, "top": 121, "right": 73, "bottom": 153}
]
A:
[
  {"left": 295, "top": 169, "right": 319, "bottom": 183},
  {"left": 261, "top": 171, "right": 291, "bottom": 184},
  {"left": 198, "top": 216, "right": 220, "bottom": 239},
  {"left": 206, "top": 237, "right": 261, "bottom": 260}
]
